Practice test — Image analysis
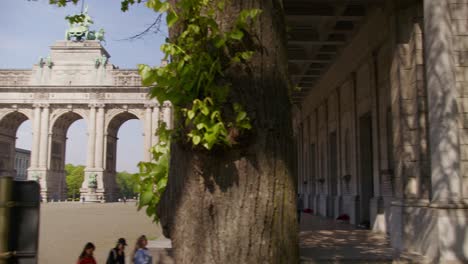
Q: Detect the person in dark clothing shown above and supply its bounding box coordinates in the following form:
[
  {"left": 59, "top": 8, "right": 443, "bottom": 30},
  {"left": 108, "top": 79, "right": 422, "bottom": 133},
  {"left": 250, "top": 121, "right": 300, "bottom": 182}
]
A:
[
  {"left": 106, "top": 238, "right": 127, "bottom": 264},
  {"left": 297, "top": 194, "right": 304, "bottom": 223}
]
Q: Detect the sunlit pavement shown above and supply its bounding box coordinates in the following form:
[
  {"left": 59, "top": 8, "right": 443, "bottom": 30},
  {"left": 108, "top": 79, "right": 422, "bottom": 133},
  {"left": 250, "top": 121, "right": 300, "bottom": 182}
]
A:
[
  {"left": 299, "top": 213, "right": 427, "bottom": 264},
  {"left": 146, "top": 212, "right": 428, "bottom": 263}
]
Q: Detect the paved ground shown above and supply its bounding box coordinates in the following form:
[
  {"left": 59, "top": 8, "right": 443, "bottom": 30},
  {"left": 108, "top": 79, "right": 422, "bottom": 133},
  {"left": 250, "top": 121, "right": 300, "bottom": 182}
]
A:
[
  {"left": 38, "top": 203, "right": 425, "bottom": 263},
  {"left": 299, "top": 213, "right": 426, "bottom": 263},
  {"left": 38, "top": 202, "right": 162, "bottom": 264},
  {"left": 146, "top": 213, "right": 426, "bottom": 264}
]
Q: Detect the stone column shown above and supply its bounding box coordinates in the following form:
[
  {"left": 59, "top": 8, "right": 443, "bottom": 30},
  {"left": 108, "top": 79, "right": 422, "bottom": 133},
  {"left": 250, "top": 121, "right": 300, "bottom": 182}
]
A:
[
  {"left": 94, "top": 104, "right": 105, "bottom": 169},
  {"left": 86, "top": 104, "right": 96, "bottom": 169},
  {"left": 144, "top": 105, "right": 153, "bottom": 161},
  {"left": 38, "top": 104, "right": 49, "bottom": 169},
  {"left": 162, "top": 101, "right": 173, "bottom": 129},
  {"left": 151, "top": 104, "right": 160, "bottom": 147},
  {"left": 424, "top": 0, "right": 462, "bottom": 202},
  {"left": 30, "top": 104, "right": 41, "bottom": 168}
]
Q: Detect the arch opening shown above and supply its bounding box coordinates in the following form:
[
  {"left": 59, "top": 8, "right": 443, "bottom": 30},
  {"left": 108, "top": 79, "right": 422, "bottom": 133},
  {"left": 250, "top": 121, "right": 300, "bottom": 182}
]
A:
[
  {"left": 104, "top": 112, "right": 143, "bottom": 201},
  {"left": 48, "top": 111, "right": 86, "bottom": 201},
  {"left": 0, "top": 111, "right": 31, "bottom": 178}
]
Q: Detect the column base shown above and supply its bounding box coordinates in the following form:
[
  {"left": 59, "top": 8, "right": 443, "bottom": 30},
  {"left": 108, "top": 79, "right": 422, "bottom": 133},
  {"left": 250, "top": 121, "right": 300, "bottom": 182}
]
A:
[
  {"left": 302, "top": 192, "right": 314, "bottom": 209},
  {"left": 80, "top": 170, "right": 106, "bottom": 203},
  {"left": 317, "top": 194, "right": 327, "bottom": 217},
  {"left": 82, "top": 188, "right": 101, "bottom": 203},
  {"left": 370, "top": 196, "right": 387, "bottom": 233},
  {"left": 390, "top": 199, "right": 468, "bottom": 263},
  {"left": 28, "top": 168, "right": 49, "bottom": 202},
  {"left": 334, "top": 195, "right": 343, "bottom": 219},
  {"left": 342, "top": 195, "right": 359, "bottom": 225}
]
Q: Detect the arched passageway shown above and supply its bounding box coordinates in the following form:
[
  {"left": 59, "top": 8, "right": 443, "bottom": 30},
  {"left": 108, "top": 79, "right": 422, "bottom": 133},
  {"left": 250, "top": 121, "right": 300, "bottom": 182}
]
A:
[
  {"left": 0, "top": 111, "right": 31, "bottom": 178},
  {"left": 48, "top": 111, "right": 86, "bottom": 201},
  {"left": 103, "top": 111, "right": 143, "bottom": 201}
]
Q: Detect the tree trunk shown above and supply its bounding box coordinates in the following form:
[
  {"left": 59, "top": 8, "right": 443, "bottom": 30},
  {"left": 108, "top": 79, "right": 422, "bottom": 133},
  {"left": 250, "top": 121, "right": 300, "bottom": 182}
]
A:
[{"left": 158, "top": 0, "right": 298, "bottom": 263}]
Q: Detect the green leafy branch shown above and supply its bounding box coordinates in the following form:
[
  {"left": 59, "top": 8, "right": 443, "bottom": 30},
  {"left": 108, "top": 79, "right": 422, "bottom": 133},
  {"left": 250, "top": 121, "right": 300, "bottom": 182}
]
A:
[
  {"left": 133, "top": 123, "right": 170, "bottom": 223},
  {"left": 138, "top": 0, "right": 260, "bottom": 150},
  {"left": 135, "top": 0, "right": 260, "bottom": 222}
]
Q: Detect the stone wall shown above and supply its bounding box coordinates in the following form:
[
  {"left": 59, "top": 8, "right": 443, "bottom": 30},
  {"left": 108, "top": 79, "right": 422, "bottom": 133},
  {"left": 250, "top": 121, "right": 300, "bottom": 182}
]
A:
[{"left": 453, "top": 1, "right": 468, "bottom": 200}]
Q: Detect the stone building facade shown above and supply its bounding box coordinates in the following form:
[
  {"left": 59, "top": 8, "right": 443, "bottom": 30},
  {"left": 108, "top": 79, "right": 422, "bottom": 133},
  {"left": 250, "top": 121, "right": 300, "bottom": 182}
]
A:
[
  {"left": 0, "top": 40, "right": 171, "bottom": 202},
  {"left": 289, "top": 0, "right": 467, "bottom": 262}
]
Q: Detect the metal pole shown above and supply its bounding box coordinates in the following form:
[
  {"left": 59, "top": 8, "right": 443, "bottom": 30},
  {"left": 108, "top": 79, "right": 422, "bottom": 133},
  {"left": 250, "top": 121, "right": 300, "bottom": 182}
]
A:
[{"left": 0, "top": 176, "right": 13, "bottom": 264}]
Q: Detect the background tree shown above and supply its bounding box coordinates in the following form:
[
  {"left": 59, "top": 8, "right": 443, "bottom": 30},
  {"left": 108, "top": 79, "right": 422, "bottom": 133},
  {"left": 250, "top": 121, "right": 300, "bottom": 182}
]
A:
[
  {"left": 116, "top": 171, "right": 137, "bottom": 198},
  {"left": 65, "top": 164, "right": 84, "bottom": 200}
]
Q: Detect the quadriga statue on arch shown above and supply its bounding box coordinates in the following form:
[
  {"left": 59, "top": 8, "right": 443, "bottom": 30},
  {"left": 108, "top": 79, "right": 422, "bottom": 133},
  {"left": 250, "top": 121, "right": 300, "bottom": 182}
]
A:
[{"left": 65, "top": 6, "right": 105, "bottom": 42}]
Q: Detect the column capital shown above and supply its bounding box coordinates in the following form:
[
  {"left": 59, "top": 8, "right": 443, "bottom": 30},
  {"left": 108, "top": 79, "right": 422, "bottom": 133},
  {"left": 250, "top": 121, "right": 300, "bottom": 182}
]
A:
[
  {"left": 32, "top": 103, "right": 42, "bottom": 108},
  {"left": 88, "top": 103, "right": 98, "bottom": 108},
  {"left": 162, "top": 101, "right": 172, "bottom": 108},
  {"left": 144, "top": 103, "right": 158, "bottom": 108},
  {"left": 40, "top": 103, "right": 50, "bottom": 108},
  {"left": 96, "top": 103, "right": 106, "bottom": 108}
]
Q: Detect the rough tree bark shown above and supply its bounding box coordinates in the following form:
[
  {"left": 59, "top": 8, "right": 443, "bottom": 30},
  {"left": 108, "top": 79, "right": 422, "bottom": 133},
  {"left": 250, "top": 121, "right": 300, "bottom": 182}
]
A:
[{"left": 158, "top": 0, "right": 298, "bottom": 263}]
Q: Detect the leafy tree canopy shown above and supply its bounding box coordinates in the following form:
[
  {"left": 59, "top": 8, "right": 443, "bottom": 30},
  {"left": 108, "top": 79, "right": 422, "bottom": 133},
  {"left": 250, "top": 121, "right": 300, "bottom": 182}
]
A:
[
  {"left": 116, "top": 171, "right": 138, "bottom": 198},
  {"left": 65, "top": 164, "right": 84, "bottom": 199}
]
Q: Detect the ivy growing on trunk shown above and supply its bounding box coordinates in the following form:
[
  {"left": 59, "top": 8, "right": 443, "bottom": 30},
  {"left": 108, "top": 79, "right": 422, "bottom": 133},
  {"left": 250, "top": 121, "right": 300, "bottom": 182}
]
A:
[
  {"left": 137, "top": 0, "right": 259, "bottom": 150},
  {"left": 126, "top": 0, "right": 261, "bottom": 222}
]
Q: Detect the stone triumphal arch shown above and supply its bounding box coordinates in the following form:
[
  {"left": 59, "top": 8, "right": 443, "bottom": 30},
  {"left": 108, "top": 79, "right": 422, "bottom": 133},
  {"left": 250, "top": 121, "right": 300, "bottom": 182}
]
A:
[{"left": 0, "top": 39, "right": 171, "bottom": 202}]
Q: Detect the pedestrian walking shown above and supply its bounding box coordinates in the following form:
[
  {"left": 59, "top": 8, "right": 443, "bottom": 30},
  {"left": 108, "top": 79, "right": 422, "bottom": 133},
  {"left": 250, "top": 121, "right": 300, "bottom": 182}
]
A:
[
  {"left": 77, "top": 242, "right": 97, "bottom": 264},
  {"left": 106, "top": 238, "right": 127, "bottom": 264},
  {"left": 297, "top": 194, "right": 304, "bottom": 223},
  {"left": 132, "top": 235, "right": 152, "bottom": 264}
]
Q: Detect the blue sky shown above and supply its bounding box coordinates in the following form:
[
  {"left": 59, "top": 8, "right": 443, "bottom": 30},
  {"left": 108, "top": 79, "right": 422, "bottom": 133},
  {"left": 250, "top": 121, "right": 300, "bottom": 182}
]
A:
[{"left": 1, "top": 0, "right": 167, "bottom": 172}]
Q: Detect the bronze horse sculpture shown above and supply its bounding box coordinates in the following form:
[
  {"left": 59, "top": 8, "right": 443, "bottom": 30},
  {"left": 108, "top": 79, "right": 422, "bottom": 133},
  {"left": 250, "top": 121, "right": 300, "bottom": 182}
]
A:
[{"left": 65, "top": 7, "right": 105, "bottom": 42}]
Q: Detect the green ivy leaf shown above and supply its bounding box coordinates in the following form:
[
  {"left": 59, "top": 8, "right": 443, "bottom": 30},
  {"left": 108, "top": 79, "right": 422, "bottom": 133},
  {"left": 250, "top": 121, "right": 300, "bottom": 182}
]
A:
[
  {"left": 159, "top": 2, "right": 171, "bottom": 12},
  {"left": 236, "top": 111, "right": 247, "bottom": 122},
  {"left": 188, "top": 24, "right": 200, "bottom": 34},
  {"left": 140, "top": 190, "right": 153, "bottom": 206},
  {"left": 201, "top": 105, "right": 210, "bottom": 116},
  {"left": 217, "top": 1, "right": 225, "bottom": 10},
  {"left": 187, "top": 110, "right": 195, "bottom": 120},
  {"left": 138, "top": 64, "right": 156, "bottom": 86},
  {"left": 192, "top": 135, "right": 201, "bottom": 145},
  {"left": 196, "top": 123, "right": 207, "bottom": 130},
  {"left": 211, "top": 111, "right": 221, "bottom": 121},
  {"left": 145, "top": 0, "right": 163, "bottom": 12},
  {"left": 238, "top": 8, "right": 262, "bottom": 26},
  {"left": 239, "top": 122, "right": 252, "bottom": 130},
  {"left": 240, "top": 51, "right": 254, "bottom": 60},
  {"left": 167, "top": 11, "right": 179, "bottom": 27},
  {"left": 229, "top": 29, "right": 244, "bottom": 41},
  {"left": 146, "top": 204, "right": 156, "bottom": 216}
]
